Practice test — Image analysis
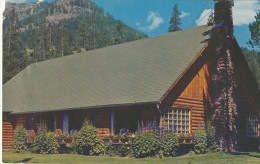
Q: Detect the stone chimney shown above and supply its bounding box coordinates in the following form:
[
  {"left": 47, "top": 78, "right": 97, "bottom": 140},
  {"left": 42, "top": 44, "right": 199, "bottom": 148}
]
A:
[{"left": 211, "top": 0, "right": 238, "bottom": 152}]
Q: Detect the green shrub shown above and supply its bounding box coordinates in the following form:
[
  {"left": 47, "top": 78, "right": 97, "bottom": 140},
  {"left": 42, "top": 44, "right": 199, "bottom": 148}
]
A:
[
  {"left": 193, "top": 130, "right": 207, "bottom": 154},
  {"left": 46, "top": 132, "right": 59, "bottom": 154},
  {"left": 13, "top": 125, "right": 27, "bottom": 153},
  {"left": 206, "top": 125, "right": 216, "bottom": 151},
  {"left": 133, "top": 132, "right": 160, "bottom": 158},
  {"left": 75, "top": 123, "right": 104, "bottom": 155},
  {"left": 105, "top": 143, "right": 132, "bottom": 157},
  {"left": 105, "top": 143, "right": 118, "bottom": 157},
  {"left": 160, "top": 132, "right": 179, "bottom": 157},
  {"left": 118, "top": 145, "right": 130, "bottom": 157},
  {"left": 33, "top": 127, "right": 47, "bottom": 153}
]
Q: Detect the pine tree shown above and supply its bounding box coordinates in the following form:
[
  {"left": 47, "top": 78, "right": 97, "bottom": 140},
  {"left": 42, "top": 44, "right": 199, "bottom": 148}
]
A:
[
  {"left": 89, "top": 12, "right": 98, "bottom": 50},
  {"left": 168, "top": 4, "right": 181, "bottom": 32},
  {"left": 3, "top": 9, "right": 28, "bottom": 84},
  {"left": 76, "top": 16, "right": 88, "bottom": 51},
  {"left": 248, "top": 12, "right": 260, "bottom": 49},
  {"left": 54, "top": 21, "right": 72, "bottom": 57},
  {"left": 116, "top": 20, "right": 124, "bottom": 43},
  {"left": 207, "top": 11, "right": 214, "bottom": 25},
  {"left": 39, "top": 19, "right": 52, "bottom": 61},
  {"left": 28, "top": 28, "right": 40, "bottom": 62}
]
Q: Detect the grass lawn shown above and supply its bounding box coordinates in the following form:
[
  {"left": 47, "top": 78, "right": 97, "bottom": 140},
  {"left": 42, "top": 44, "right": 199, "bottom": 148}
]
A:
[{"left": 2, "top": 151, "right": 260, "bottom": 164}]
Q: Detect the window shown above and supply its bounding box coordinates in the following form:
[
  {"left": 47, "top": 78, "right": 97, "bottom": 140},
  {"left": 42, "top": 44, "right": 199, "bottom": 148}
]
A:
[
  {"left": 246, "top": 116, "right": 259, "bottom": 137},
  {"left": 164, "top": 108, "right": 190, "bottom": 133}
]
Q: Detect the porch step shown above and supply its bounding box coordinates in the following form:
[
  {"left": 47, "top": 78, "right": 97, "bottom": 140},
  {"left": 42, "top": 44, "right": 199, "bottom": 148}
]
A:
[{"left": 97, "top": 128, "right": 111, "bottom": 138}]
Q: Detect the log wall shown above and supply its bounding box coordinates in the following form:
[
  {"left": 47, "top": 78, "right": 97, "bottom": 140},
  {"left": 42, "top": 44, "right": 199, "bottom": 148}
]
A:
[
  {"left": 2, "top": 113, "right": 14, "bottom": 151},
  {"left": 14, "top": 115, "right": 26, "bottom": 128},
  {"left": 161, "top": 46, "right": 212, "bottom": 133}
]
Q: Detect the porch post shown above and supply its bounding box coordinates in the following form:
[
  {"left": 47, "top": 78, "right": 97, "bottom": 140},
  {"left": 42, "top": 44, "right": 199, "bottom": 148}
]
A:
[
  {"left": 63, "top": 112, "right": 69, "bottom": 134},
  {"left": 54, "top": 115, "right": 56, "bottom": 134},
  {"left": 111, "top": 110, "right": 115, "bottom": 134},
  {"left": 159, "top": 114, "right": 163, "bottom": 135}
]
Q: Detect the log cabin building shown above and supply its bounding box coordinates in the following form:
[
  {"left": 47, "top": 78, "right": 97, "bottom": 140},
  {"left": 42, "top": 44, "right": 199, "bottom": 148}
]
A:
[{"left": 2, "top": 23, "right": 260, "bottom": 151}]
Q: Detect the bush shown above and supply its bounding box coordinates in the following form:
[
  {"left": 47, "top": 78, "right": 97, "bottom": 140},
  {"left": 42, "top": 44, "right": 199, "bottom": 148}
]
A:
[
  {"left": 46, "top": 132, "right": 59, "bottom": 154},
  {"left": 105, "top": 143, "right": 118, "bottom": 157},
  {"left": 13, "top": 125, "right": 27, "bottom": 153},
  {"left": 133, "top": 132, "right": 160, "bottom": 158},
  {"left": 193, "top": 130, "right": 207, "bottom": 154},
  {"left": 33, "top": 127, "right": 47, "bottom": 153},
  {"left": 206, "top": 125, "right": 216, "bottom": 151},
  {"left": 75, "top": 123, "right": 104, "bottom": 155},
  {"left": 105, "top": 144, "right": 131, "bottom": 157},
  {"left": 118, "top": 145, "right": 130, "bottom": 157},
  {"left": 160, "top": 132, "right": 179, "bottom": 157}
]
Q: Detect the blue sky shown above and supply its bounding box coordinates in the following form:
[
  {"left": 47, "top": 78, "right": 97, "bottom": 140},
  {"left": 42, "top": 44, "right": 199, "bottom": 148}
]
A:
[
  {"left": 3, "top": 0, "right": 260, "bottom": 49},
  {"left": 91, "top": 0, "right": 260, "bottom": 49}
]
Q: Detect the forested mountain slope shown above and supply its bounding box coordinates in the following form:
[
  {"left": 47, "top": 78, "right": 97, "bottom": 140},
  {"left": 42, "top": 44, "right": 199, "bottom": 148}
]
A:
[{"left": 3, "top": 0, "right": 147, "bottom": 83}]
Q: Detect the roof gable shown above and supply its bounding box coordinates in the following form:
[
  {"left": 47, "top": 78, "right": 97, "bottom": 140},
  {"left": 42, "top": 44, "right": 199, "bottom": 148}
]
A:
[{"left": 3, "top": 25, "right": 212, "bottom": 113}]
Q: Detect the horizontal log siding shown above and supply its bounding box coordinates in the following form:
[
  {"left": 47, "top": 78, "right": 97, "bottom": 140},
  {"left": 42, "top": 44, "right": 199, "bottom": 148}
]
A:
[
  {"left": 162, "top": 61, "right": 211, "bottom": 133},
  {"left": 2, "top": 121, "right": 14, "bottom": 151},
  {"left": 14, "top": 115, "right": 27, "bottom": 129},
  {"left": 172, "top": 97, "right": 207, "bottom": 132}
]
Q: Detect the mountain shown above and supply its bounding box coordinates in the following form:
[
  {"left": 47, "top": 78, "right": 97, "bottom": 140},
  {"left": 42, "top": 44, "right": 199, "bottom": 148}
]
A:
[{"left": 3, "top": 0, "right": 147, "bottom": 83}]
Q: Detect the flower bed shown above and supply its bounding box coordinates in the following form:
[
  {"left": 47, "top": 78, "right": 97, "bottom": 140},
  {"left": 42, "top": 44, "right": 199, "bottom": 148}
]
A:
[
  {"left": 55, "top": 134, "right": 77, "bottom": 144},
  {"left": 102, "top": 138, "right": 134, "bottom": 144},
  {"left": 102, "top": 132, "right": 136, "bottom": 144},
  {"left": 178, "top": 132, "right": 194, "bottom": 144}
]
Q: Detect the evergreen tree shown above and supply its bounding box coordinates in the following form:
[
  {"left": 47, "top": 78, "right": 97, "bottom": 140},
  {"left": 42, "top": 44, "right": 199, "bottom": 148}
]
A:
[
  {"left": 248, "top": 12, "right": 260, "bottom": 49},
  {"left": 116, "top": 20, "right": 124, "bottom": 43},
  {"left": 89, "top": 11, "right": 98, "bottom": 50},
  {"left": 28, "top": 28, "right": 40, "bottom": 62},
  {"left": 168, "top": 4, "right": 181, "bottom": 32},
  {"left": 76, "top": 16, "right": 88, "bottom": 50},
  {"left": 38, "top": 19, "right": 52, "bottom": 61},
  {"left": 54, "top": 20, "right": 71, "bottom": 57},
  {"left": 3, "top": 9, "right": 28, "bottom": 84},
  {"left": 243, "top": 48, "right": 260, "bottom": 86},
  {"left": 207, "top": 11, "right": 214, "bottom": 25},
  {"left": 3, "top": 0, "right": 147, "bottom": 74}
]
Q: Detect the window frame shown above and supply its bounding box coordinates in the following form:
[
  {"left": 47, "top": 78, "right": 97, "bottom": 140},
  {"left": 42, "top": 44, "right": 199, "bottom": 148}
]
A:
[
  {"left": 246, "top": 116, "right": 259, "bottom": 137},
  {"left": 164, "top": 108, "right": 190, "bottom": 134}
]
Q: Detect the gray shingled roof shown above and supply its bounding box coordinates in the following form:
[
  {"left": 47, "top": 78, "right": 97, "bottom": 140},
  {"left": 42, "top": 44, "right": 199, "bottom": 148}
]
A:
[{"left": 3, "top": 25, "right": 212, "bottom": 114}]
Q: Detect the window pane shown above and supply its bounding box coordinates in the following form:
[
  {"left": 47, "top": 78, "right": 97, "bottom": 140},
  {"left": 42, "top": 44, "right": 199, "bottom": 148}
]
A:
[
  {"left": 164, "top": 108, "right": 190, "bottom": 134},
  {"left": 246, "top": 116, "right": 259, "bottom": 137}
]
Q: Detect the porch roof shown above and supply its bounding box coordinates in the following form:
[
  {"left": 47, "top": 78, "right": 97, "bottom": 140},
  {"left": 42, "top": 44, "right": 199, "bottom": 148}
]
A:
[{"left": 3, "top": 25, "right": 212, "bottom": 114}]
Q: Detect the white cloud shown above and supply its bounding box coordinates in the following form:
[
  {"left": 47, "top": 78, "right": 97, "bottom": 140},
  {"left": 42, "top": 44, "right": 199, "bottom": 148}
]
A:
[
  {"left": 196, "top": 0, "right": 260, "bottom": 26},
  {"left": 233, "top": 0, "right": 260, "bottom": 26},
  {"left": 196, "top": 9, "right": 213, "bottom": 26},
  {"left": 38, "top": 0, "right": 44, "bottom": 3},
  {"left": 140, "top": 11, "right": 164, "bottom": 32},
  {"left": 180, "top": 11, "right": 190, "bottom": 18},
  {"left": 136, "top": 22, "right": 140, "bottom": 26}
]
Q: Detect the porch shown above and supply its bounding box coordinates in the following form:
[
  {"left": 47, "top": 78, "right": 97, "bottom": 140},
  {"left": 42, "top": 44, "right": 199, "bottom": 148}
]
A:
[{"left": 13, "top": 104, "right": 158, "bottom": 139}]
